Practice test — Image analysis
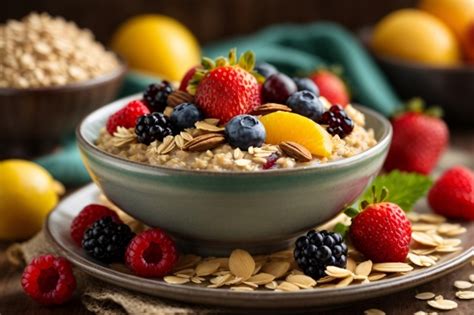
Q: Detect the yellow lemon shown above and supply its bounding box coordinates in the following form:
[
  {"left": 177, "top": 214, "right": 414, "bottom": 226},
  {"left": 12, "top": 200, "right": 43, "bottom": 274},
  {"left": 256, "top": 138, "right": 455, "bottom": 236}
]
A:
[
  {"left": 372, "top": 9, "right": 461, "bottom": 66},
  {"left": 0, "top": 160, "right": 60, "bottom": 240},
  {"left": 111, "top": 15, "right": 200, "bottom": 81}
]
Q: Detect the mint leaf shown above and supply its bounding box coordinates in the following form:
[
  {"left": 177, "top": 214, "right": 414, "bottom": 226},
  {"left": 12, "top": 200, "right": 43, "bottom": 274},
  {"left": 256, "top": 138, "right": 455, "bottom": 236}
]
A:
[{"left": 359, "top": 170, "right": 433, "bottom": 211}]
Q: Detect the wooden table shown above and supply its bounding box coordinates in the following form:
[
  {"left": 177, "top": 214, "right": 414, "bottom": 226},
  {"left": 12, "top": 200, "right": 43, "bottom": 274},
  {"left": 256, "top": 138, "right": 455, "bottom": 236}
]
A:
[{"left": 0, "top": 132, "right": 473, "bottom": 315}]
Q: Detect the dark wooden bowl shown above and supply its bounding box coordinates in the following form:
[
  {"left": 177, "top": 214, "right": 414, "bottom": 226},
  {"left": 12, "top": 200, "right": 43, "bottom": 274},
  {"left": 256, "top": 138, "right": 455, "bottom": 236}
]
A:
[
  {"left": 359, "top": 28, "right": 474, "bottom": 127},
  {"left": 0, "top": 63, "right": 127, "bottom": 156}
]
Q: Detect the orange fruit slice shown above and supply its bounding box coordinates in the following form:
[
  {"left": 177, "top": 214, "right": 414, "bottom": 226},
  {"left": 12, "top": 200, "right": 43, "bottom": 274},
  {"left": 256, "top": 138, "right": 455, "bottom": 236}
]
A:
[{"left": 259, "top": 111, "right": 333, "bottom": 158}]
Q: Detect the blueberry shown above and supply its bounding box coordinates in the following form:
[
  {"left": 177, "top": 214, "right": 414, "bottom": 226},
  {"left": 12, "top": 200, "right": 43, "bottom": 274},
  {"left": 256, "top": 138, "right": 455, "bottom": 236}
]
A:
[
  {"left": 225, "top": 115, "right": 266, "bottom": 150},
  {"left": 293, "top": 77, "right": 319, "bottom": 96},
  {"left": 170, "top": 103, "right": 204, "bottom": 131},
  {"left": 286, "top": 90, "right": 324, "bottom": 122},
  {"left": 254, "top": 63, "right": 278, "bottom": 79}
]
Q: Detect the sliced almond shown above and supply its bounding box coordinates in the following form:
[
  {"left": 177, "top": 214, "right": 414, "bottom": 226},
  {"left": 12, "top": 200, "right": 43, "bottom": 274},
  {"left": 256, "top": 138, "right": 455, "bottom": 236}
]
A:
[
  {"left": 229, "top": 249, "right": 255, "bottom": 280},
  {"left": 286, "top": 274, "right": 317, "bottom": 288},
  {"left": 336, "top": 275, "right": 354, "bottom": 288},
  {"left": 469, "top": 274, "right": 474, "bottom": 282},
  {"left": 317, "top": 276, "right": 336, "bottom": 283},
  {"left": 419, "top": 213, "right": 446, "bottom": 224},
  {"left": 265, "top": 281, "right": 278, "bottom": 290},
  {"left": 346, "top": 257, "right": 357, "bottom": 272},
  {"left": 262, "top": 261, "right": 290, "bottom": 279},
  {"left": 276, "top": 281, "right": 300, "bottom": 292},
  {"left": 224, "top": 276, "right": 243, "bottom": 286},
  {"left": 250, "top": 103, "right": 292, "bottom": 116},
  {"left": 372, "top": 262, "right": 413, "bottom": 273},
  {"left": 415, "top": 292, "right": 436, "bottom": 300},
  {"left": 454, "top": 280, "right": 473, "bottom": 290},
  {"left": 174, "top": 255, "right": 202, "bottom": 271},
  {"left": 411, "top": 248, "right": 436, "bottom": 255},
  {"left": 195, "top": 260, "right": 220, "bottom": 277},
  {"left": 167, "top": 90, "right": 194, "bottom": 107},
  {"left": 412, "top": 232, "right": 439, "bottom": 247},
  {"left": 325, "top": 266, "right": 353, "bottom": 278},
  {"left": 208, "top": 274, "right": 232, "bottom": 288},
  {"left": 230, "top": 286, "right": 255, "bottom": 292},
  {"left": 427, "top": 299, "right": 458, "bottom": 310},
  {"left": 368, "top": 273, "right": 386, "bottom": 281},
  {"left": 455, "top": 290, "right": 474, "bottom": 300},
  {"left": 364, "top": 309, "right": 385, "bottom": 315},
  {"left": 355, "top": 260, "right": 373, "bottom": 277},
  {"left": 164, "top": 276, "right": 190, "bottom": 284},
  {"left": 247, "top": 273, "right": 275, "bottom": 285},
  {"left": 411, "top": 224, "right": 438, "bottom": 232},
  {"left": 195, "top": 120, "right": 225, "bottom": 133},
  {"left": 184, "top": 133, "right": 225, "bottom": 152},
  {"left": 112, "top": 127, "right": 136, "bottom": 147},
  {"left": 279, "top": 141, "right": 312, "bottom": 162},
  {"left": 180, "top": 131, "right": 194, "bottom": 142},
  {"left": 435, "top": 245, "right": 462, "bottom": 253}
]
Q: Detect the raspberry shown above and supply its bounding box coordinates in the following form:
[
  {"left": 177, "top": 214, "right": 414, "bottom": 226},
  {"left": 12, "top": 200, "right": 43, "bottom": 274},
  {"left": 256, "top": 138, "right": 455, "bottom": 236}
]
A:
[
  {"left": 106, "top": 100, "right": 150, "bottom": 134},
  {"left": 70, "top": 204, "right": 121, "bottom": 246},
  {"left": 82, "top": 217, "right": 135, "bottom": 263},
  {"left": 21, "top": 255, "right": 76, "bottom": 305},
  {"left": 125, "top": 229, "right": 178, "bottom": 277}
]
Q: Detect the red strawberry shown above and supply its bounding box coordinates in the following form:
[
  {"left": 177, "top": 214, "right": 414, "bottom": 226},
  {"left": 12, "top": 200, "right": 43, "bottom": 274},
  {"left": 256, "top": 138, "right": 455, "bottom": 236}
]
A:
[
  {"left": 106, "top": 100, "right": 150, "bottom": 134},
  {"left": 179, "top": 66, "right": 198, "bottom": 92},
  {"left": 309, "top": 70, "right": 349, "bottom": 106},
  {"left": 192, "top": 49, "right": 261, "bottom": 122},
  {"left": 349, "top": 201, "right": 412, "bottom": 263},
  {"left": 384, "top": 106, "right": 449, "bottom": 175},
  {"left": 428, "top": 166, "right": 474, "bottom": 221}
]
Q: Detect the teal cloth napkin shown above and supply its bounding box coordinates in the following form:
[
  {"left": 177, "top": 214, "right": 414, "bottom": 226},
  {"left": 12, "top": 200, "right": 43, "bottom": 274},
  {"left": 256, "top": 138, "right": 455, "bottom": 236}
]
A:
[{"left": 36, "top": 22, "right": 401, "bottom": 186}]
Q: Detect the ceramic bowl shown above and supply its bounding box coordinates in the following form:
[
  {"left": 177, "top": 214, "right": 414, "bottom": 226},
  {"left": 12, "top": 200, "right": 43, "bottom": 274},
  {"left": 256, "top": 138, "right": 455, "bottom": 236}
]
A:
[
  {"left": 0, "top": 63, "right": 126, "bottom": 157},
  {"left": 77, "top": 94, "right": 392, "bottom": 255}
]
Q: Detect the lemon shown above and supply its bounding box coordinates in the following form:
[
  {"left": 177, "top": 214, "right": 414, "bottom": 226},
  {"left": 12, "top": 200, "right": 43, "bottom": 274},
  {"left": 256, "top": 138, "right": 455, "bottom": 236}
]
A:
[
  {"left": 372, "top": 9, "right": 461, "bottom": 66},
  {"left": 111, "top": 15, "right": 200, "bottom": 81},
  {"left": 0, "top": 160, "right": 59, "bottom": 240}
]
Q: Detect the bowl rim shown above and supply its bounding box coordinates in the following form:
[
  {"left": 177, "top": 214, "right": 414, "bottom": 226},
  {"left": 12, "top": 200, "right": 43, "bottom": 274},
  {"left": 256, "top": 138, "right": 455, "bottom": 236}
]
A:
[
  {"left": 76, "top": 95, "right": 392, "bottom": 177},
  {"left": 0, "top": 60, "right": 127, "bottom": 93}
]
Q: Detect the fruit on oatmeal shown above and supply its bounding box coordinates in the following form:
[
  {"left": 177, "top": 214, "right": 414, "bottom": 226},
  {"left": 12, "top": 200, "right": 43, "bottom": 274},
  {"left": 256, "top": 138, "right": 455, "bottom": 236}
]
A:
[
  {"left": 260, "top": 111, "right": 332, "bottom": 157},
  {"left": 126, "top": 228, "right": 178, "bottom": 277},
  {"left": 143, "top": 81, "right": 174, "bottom": 112},
  {"left": 318, "top": 105, "right": 354, "bottom": 138},
  {"left": 170, "top": 103, "right": 204, "bottom": 130},
  {"left": 225, "top": 115, "right": 266, "bottom": 150},
  {"left": 294, "top": 230, "right": 348, "bottom": 280},
  {"left": 262, "top": 72, "right": 298, "bottom": 104},
  {"left": 106, "top": 100, "right": 150, "bottom": 134},
  {"left": 348, "top": 188, "right": 412, "bottom": 263},
  {"left": 22, "top": 255, "right": 76, "bottom": 305},
  {"left": 254, "top": 62, "right": 278, "bottom": 79},
  {"left": 70, "top": 204, "right": 121, "bottom": 246},
  {"left": 191, "top": 49, "right": 261, "bottom": 122},
  {"left": 384, "top": 101, "right": 448, "bottom": 175},
  {"left": 428, "top": 166, "right": 474, "bottom": 221},
  {"left": 309, "top": 70, "right": 349, "bottom": 106},
  {"left": 82, "top": 216, "right": 135, "bottom": 263},
  {"left": 292, "top": 77, "right": 320, "bottom": 95},
  {"left": 287, "top": 90, "right": 325, "bottom": 121},
  {"left": 179, "top": 66, "right": 198, "bottom": 92},
  {"left": 0, "top": 160, "right": 60, "bottom": 240},
  {"left": 135, "top": 112, "right": 176, "bottom": 144}
]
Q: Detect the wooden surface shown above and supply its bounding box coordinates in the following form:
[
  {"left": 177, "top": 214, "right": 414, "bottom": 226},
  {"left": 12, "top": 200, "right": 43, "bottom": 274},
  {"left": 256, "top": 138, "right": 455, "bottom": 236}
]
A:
[{"left": 0, "top": 132, "right": 473, "bottom": 315}]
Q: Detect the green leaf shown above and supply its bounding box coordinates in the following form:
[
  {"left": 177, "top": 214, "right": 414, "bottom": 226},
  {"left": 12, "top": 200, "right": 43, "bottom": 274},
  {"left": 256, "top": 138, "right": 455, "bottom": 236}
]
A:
[
  {"left": 359, "top": 170, "right": 433, "bottom": 211},
  {"left": 334, "top": 223, "right": 349, "bottom": 238},
  {"left": 238, "top": 50, "right": 256, "bottom": 72}
]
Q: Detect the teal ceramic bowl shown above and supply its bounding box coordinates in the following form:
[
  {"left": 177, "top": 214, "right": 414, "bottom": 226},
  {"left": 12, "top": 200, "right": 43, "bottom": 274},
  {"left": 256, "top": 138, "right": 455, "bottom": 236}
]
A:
[{"left": 77, "top": 94, "right": 392, "bottom": 255}]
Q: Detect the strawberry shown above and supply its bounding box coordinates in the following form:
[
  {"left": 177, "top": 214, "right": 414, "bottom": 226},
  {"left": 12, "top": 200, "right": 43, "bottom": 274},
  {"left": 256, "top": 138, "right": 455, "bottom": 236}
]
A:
[
  {"left": 179, "top": 66, "right": 198, "bottom": 92},
  {"left": 309, "top": 70, "right": 349, "bottom": 106},
  {"left": 428, "top": 166, "right": 474, "bottom": 221},
  {"left": 106, "top": 100, "right": 150, "bottom": 134},
  {"left": 347, "top": 188, "right": 412, "bottom": 262},
  {"left": 189, "top": 49, "right": 261, "bottom": 122},
  {"left": 384, "top": 100, "right": 449, "bottom": 175}
]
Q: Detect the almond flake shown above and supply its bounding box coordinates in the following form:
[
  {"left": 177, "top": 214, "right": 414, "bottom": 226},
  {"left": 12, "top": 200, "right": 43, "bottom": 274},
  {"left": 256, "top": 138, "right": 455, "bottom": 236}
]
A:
[
  {"left": 372, "top": 262, "right": 413, "bottom": 273},
  {"left": 286, "top": 274, "right": 316, "bottom": 288},
  {"left": 407, "top": 212, "right": 420, "bottom": 222},
  {"left": 180, "top": 131, "right": 194, "bottom": 141},
  {"left": 336, "top": 275, "right": 354, "bottom": 288},
  {"left": 276, "top": 281, "right": 300, "bottom": 292},
  {"left": 469, "top": 274, "right": 474, "bottom": 282},
  {"left": 411, "top": 224, "right": 438, "bottom": 232},
  {"left": 174, "top": 255, "right": 201, "bottom": 271},
  {"left": 164, "top": 276, "right": 190, "bottom": 284},
  {"left": 247, "top": 273, "right": 275, "bottom": 285},
  {"left": 368, "top": 273, "right": 386, "bottom": 281},
  {"left": 252, "top": 263, "right": 263, "bottom": 275},
  {"left": 441, "top": 238, "right": 461, "bottom": 247},
  {"left": 195, "top": 121, "right": 225, "bottom": 132},
  {"left": 437, "top": 223, "right": 465, "bottom": 235},
  {"left": 230, "top": 286, "right": 255, "bottom": 292},
  {"left": 454, "top": 280, "right": 472, "bottom": 289},
  {"left": 415, "top": 292, "right": 436, "bottom": 300},
  {"left": 208, "top": 274, "right": 232, "bottom": 287},
  {"left": 317, "top": 276, "right": 336, "bottom": 283},
  {"left": 346, "top": 257, "right": 357, "bottom": 272},
  {"left": 204, "top": 118, "right": 220, "bottom": 125},
  {"left": 195, "top": 260, "right": 220, "bottom": 276},
  {"left": 265, "top": 281, "right": 278, "bottom": 290},
  {"left": 262, "top": 261, "right": 290, "bottom": 279},
  {"left": 325, "top": 266, "right": 353, "bottom": 278},
  {"left": 419, "top": 214, "right": 446, "bottom": 224},
  {"left": 435, "top": 246, "right": 462, "bottom": 253},
  {"left": 455, "top": 290, "right": 474, "bottom": 300},
  {"left": 242, "top": 281, "right": 259, "bottom": 288},
  {"left": 191, "top": 277, "right": 203, "bottom": 284},
  {"left": 411, "top": 248, "right": 436, "bottom": 255},
  {"left": 174, "top": 135, "right": 185, "bottom": 149},
  {"left": 427, "top": 299, "right": 458, "bottom": 310},
  {"left": 408, "top": 253, "right": 423, "bottom": 267},
  {"left": 156, "top": 135, "right": 175, "bottom": 155},
  {"left": 174, "top": 268, "right": 195, "bottom": 278},
  {"left": 224, "top": 276, "right": 243, "bottom": 286},
  {"left": 364, "top": 309, "right": 385, "bottom": 315},
  {"left": 229, "top": 249, "right": 255, "bottom": 280},
  {"left": 355, "top": 260, "right": 373, "bottom": 277},
  {"left": 112, "top": 127, "right": 136, "bottom": 147},
  {"left": 412, "top": 232, "right": 439, "bottom": 247}
]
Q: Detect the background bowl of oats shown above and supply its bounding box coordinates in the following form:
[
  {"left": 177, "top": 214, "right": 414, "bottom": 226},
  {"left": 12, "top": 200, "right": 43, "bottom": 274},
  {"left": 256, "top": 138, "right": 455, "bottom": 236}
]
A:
[
  {"left": 0, "top": 13, "right": 126, "bottom": 155},
  {"left": 77, "top": 95, "right": 392, "bottom": 256}
]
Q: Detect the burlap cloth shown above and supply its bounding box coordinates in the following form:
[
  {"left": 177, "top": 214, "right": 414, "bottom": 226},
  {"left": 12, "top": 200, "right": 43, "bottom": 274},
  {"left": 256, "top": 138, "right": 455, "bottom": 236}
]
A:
[{"left": 8, "top": 230, "right": 217, "bottom": 315}]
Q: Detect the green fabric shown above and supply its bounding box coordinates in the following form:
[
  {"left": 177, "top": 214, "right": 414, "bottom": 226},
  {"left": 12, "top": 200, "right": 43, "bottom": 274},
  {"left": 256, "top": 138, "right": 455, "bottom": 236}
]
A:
[{"left": 35, "top": 22, "right": 401, "bottom": 186}]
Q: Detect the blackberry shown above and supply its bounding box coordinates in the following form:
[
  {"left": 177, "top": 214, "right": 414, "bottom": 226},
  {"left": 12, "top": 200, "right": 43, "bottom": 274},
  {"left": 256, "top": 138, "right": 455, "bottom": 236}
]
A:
[
  {"left": 82, "top": 216, "right": 135, "bottom": 263},
  {"left": 135, "top": 112, "right": 175, "bottom": 144},
  {"left": 294, "top": 230, "right": 347, "bottom": 280},
  {"left": 318, "top": 105, "right": 354, "bottom": 138},
  {"left": 143, "top": 81, "right": 174, "bottom": 111}
]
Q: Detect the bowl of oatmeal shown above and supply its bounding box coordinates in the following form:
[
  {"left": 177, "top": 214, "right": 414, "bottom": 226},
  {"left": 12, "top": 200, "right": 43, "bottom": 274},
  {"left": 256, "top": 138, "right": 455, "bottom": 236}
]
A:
[{"left": 77, "top": 49, "right": 391, "bottom": 255}]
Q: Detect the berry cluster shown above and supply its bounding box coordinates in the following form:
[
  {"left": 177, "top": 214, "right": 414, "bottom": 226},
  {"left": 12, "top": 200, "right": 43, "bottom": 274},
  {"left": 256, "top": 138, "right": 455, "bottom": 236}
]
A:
[{"left": 318, "top": 105, "right": 354, "bottom": 138}]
